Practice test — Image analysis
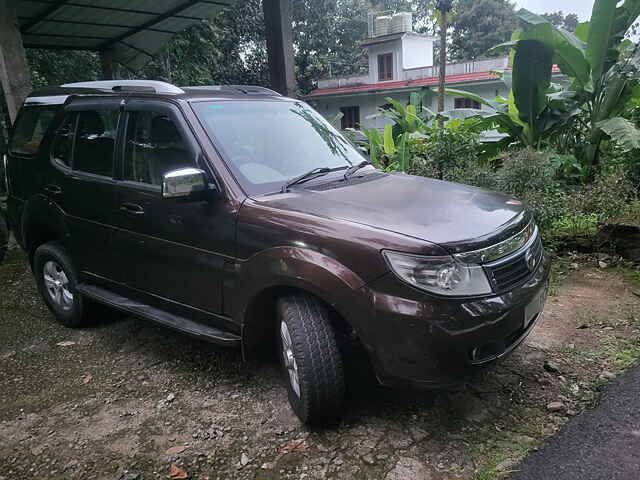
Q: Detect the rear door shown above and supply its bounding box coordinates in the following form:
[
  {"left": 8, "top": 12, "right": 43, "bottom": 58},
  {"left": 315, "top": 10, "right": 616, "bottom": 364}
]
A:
[
  {"left": 112, "top": 99, "right": 232, "bottom": 326},
  {"left": 45, "top": 98, "right": 122, "bottom": 279},
  {"left": 5, "top": 104, "right": 58, "bottom": 237}
]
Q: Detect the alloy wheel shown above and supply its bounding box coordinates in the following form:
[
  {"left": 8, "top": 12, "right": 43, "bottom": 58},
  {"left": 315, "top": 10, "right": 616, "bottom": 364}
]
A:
[
  {"left": 280, "top": 320, "right": 301, "bottom": 397},
  {"left": 43, "top": 260, "right": 74, "bottom": 311}
]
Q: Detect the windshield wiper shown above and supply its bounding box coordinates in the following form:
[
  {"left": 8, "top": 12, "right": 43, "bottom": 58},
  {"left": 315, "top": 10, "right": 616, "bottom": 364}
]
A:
[
  {"left": 281, "top": 167, "right": 332, "bottom": 193},
  {"left": 343, "top": 160, "right": 371, "bottom": 180}
]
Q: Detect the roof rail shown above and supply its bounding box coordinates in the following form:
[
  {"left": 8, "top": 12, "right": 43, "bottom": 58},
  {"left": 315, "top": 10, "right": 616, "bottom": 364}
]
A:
[
  {"left": 61, "top": 80, "right": 185, "bottom": 94},
  {"left": 183, "top": 85, "right": 281, "bottom": 96}
]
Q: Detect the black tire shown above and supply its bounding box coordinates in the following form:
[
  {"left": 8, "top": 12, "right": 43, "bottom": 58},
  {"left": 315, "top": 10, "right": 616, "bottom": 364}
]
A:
[
  {"left": 0, "top": 214, "right": 7, "bottom": 264},
  {"left": 33, "top": 241, "right": 87, "bottom": 328},
  {"left": 276, "top": 293, "right": 345, "bottom": 424}
]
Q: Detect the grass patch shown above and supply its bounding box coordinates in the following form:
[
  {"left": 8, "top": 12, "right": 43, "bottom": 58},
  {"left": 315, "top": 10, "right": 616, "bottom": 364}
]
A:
[
  {"left": 546, "top": 213, "right": 600, "bottom": 239},
  {"left": 614, "top": 344, "right": 640, "bottom": 371}
]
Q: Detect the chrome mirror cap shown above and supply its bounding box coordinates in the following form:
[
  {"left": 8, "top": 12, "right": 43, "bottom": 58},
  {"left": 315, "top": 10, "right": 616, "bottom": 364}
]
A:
[{"left": 162, "top": 167, "right": 207, "bottom": 198}]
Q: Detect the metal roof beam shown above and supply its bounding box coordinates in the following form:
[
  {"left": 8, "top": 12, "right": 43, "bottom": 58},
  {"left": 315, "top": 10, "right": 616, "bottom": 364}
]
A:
[
  {"left": 22, "top": 43, "right": 100, "bottom": 51},
  {"left": 21, "top": 0, "right": 68, "bottom": 34},
  {"left": 18, "top": 17, "right": 176, "bottom": 34},
  {"left": 97, "top": 0, "right": 206, "bottom": 51},
  {"left": 21, "top": 1, "right": 201, "bottom": 20}
]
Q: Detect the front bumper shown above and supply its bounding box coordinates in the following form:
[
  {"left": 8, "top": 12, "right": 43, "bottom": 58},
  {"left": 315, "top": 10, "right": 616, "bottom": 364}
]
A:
[{"left": 362, "top": 251, "right": 551, "bottom": 388}]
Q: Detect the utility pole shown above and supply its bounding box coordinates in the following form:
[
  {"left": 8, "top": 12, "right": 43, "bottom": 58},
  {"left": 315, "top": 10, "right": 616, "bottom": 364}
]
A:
[{"left": 436, "top": 0, "right": 452, "bottom": 127}]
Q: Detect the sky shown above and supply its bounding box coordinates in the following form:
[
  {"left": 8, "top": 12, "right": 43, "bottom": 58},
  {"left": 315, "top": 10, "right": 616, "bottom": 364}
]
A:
[{"left": 514, "top": 0, "right": 595, "bottom": 21}]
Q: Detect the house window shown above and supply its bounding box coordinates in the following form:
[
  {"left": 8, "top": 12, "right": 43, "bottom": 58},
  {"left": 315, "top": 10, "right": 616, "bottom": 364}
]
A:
[
  {"left": 454, "top": 97, "right": 481, "bottom": 109},
  {"left": 340, "top": 106, "right": 360, "bottom": 129},
  {"left": 378, "top": 53, "right": 393, "bottom": 81}
]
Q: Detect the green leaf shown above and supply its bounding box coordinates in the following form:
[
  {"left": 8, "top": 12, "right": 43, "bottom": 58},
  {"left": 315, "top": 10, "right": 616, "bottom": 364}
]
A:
[
  {"left": 512, "top": 39, "right": 554, "bottom": 142},
  {"left": 516, "top": 8, "right": 549, "bottom": 25},
  {"left": 444, "top": 89, "right": 504, "bottom": 112},
  {"left": 517, "top": 15, "right": 591, "bottom": 91},
  {"left": 384, "top": 97, "right": 406, "bottom": 118},
  {"left": 586, "top": 0, "right": 618, "bottom": 84},
  {"left": 597, "top": 73, "right": 633, "bottom": 122},
  {"left": 574, "top": 21, "right": 590, "bottom": 42},
  {"left": 597, "top": 117, "right": 640, "bottom": 152},
  {"left": 550, "top": 28, "right": 591, "bottom": 91},
  {"left": 486, "top": 41, "right": 517, "bottom": 56},
  {"left": 383, "top": 124, "right": 395, "bottom": 156}
]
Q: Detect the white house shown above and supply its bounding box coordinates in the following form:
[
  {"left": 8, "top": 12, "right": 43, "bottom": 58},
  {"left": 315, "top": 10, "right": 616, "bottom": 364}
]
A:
[{"left": 307, "top": 12, "right": 560, "bottom": 138}]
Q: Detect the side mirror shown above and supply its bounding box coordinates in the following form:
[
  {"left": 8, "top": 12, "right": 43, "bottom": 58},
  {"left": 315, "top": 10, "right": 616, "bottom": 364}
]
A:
[{"left": 162, "top": 167, "right": 207, "bottom": 199}]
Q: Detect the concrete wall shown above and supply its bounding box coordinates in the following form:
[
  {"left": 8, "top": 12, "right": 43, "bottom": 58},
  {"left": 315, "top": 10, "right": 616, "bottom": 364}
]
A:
[
  {"left": 366, "top": 39, "right": 403, "bottom": 83},
  {"left": 401, "top": 35, "right": 434, "bottom": 70},
  {"left": 310, "top": 81, "right": 508, "bottom": 131}
]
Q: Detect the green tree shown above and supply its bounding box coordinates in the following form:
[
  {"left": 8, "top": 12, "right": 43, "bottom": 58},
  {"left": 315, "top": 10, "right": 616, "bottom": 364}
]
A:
[
  {"left": 541, "top": 11, "right": 580, "bottom": 32},
  {"left": 27, "top": 50, "right": 100, "bottom": 88},
  {"left": 449, "top": 0, "right": 518, "bottom": 61}
]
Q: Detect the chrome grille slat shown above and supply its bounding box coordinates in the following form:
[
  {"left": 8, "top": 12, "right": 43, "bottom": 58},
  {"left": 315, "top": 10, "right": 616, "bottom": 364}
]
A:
[{"left": 484, "top": 234, "right": 544, "bottom": 293}]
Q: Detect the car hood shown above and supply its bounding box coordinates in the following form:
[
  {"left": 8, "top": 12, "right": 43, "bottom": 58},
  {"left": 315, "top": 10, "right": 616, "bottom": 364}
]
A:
[{"left": 255, "top": 172, "right": 529, "bottom": 253}]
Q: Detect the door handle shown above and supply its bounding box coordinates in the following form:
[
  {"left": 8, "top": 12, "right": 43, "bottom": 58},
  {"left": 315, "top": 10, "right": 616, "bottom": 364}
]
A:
[
  {"left": 44, "top": 184, "right": 62, "bottom": 195},
  {"left": 120, "top": 202, "right": 145, "bottom": 215}
]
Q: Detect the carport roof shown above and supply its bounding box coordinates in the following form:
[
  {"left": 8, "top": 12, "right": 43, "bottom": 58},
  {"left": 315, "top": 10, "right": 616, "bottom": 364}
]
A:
[{"left": 17, "top": 0, "right": 237, "bottom": 70}]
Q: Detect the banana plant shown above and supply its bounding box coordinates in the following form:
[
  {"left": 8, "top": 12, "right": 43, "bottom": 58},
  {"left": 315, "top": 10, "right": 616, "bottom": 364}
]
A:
[
  {"left": 366, "top": 92, "right": 435, "bottom": 137},
  {"left": 446, "top": 13, "right": 583, "bottom": 149},
  {"left": 361, "top": 124, "right": 412, "bottom": 172},
  {"left": 513, "top": 3, "right": 640, "bottom": 167}
]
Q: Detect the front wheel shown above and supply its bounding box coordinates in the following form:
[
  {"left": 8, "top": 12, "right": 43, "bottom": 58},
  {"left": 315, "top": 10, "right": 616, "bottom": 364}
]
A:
[{"left": 276, "top": 293, "right": 345, "bottom": 424}]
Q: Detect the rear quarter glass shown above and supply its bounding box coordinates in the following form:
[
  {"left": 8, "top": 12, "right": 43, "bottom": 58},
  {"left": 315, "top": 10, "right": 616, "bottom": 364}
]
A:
[{"left": 9, "top": 106, "right": 59, "bottom": 156}]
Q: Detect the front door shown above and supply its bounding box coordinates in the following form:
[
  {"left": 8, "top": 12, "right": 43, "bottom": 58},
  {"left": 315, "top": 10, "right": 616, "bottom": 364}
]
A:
[{"left": 112, "top": 100, "right": 233, "bottom": 327}]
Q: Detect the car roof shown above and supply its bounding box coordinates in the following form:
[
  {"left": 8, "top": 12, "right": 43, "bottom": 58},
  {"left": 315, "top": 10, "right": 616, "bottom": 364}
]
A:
[{"left": 24, "top": 80, "right": 291, "bottom": 106}]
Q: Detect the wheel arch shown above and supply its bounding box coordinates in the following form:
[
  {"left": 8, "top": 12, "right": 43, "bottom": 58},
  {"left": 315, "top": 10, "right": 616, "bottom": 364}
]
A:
[
  {"left": 22, "top": 195, "right": 70, "bottom": 263},
  {"left": 238, "top": 247, "right": 372, "bottom": 359}
]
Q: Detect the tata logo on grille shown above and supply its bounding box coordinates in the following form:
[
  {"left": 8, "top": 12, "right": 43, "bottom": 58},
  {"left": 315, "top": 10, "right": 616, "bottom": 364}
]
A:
[{"left": 525, "top": 248, "right": 536, "bottom": 271}]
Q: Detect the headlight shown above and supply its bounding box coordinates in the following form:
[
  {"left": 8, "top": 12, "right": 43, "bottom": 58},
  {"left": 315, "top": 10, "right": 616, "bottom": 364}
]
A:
[{"left": 383, "top": 250, "right": 492, "bottom": 296}]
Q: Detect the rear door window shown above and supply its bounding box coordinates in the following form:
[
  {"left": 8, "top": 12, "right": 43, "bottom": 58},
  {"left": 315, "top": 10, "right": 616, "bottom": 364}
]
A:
[
  {"left": 50, "top": 113, "right": 77, "bottom": 167},
  {"left": 73, "top": 109, "right": 119, "bottom": 177},
  {"left": 9, "top": 106, "right": 57, "bottom": 155}
]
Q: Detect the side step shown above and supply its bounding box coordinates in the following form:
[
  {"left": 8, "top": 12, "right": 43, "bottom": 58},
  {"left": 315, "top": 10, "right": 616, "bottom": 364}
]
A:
[{"left": 76, "top": 284, "right": 241, "bottom": 347}]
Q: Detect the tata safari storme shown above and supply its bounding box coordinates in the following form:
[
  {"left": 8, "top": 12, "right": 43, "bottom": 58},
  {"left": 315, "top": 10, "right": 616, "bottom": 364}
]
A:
[{"left": 5, "top": 80, "right": 549, "bottom": 423}]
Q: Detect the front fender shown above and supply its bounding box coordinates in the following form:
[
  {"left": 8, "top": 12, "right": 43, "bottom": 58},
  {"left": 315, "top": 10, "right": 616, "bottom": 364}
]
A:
[{"left": 235, "top": 247, "right": 378, "bottom": 346}]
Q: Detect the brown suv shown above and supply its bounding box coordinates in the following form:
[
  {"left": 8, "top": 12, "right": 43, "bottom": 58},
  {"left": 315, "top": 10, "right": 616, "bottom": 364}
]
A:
[{"left": 4, "top": 80, "right": 549, "bottom": 423}]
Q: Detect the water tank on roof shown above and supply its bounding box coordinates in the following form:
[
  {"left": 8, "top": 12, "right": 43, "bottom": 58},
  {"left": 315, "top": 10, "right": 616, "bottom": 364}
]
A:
[
  {"left": 390, "top": 12, "right": 413, "bottom": 34},
  {"left": 374, "top": 16, "right": 391, "bottom": 36}
]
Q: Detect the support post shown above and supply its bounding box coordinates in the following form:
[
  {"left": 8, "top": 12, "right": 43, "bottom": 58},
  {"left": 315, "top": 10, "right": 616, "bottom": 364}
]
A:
[
  {"left": 262, "top": 0, "right": 296, "bottom": 97},
  {"left": 0, "top": 0, "right": 33, "bottom": 123},
  {"left": 100, "top": 49, "right": 120, "bottom": 80}
]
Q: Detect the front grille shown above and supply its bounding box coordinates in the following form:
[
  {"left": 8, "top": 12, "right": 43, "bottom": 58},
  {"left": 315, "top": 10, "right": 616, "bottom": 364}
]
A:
[{"left": 485, "top": 234, "right": 543, "bottom": 293}]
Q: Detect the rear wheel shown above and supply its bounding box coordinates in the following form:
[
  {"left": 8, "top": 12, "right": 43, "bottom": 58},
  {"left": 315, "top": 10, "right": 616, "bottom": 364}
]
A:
[
  {"left": 33, "top": 242, "right": 87, "bottom": 328},
  {"left": 276, "top": 293, "right": 345, "bottom": 424}
]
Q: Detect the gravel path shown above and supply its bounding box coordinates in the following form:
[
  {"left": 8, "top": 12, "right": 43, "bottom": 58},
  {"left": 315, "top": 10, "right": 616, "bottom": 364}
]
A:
[{"left": 1, "top": 250, "right": 639, "bottom": 479}]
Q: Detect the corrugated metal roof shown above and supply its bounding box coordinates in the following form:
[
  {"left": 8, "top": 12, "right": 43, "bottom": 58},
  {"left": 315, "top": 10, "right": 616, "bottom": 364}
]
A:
[{"left": 17, "top": 0, "right": 237, "bottom": 70}]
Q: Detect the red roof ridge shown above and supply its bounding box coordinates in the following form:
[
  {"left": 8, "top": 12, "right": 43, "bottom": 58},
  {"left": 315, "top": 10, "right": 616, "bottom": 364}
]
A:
[{"left": 309, "top": 65, "right": 562, "bottom": 97}]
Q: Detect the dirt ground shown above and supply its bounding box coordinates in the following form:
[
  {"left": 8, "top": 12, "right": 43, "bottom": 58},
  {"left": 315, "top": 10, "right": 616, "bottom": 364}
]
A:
[{"left": 1, "top": 249, "right": 639, "bottom": 480}]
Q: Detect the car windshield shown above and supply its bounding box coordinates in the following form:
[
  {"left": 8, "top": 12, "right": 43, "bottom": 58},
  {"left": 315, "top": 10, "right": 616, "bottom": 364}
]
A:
[{"left": 192, "top": 100, "right": 365, "bottom": 195}]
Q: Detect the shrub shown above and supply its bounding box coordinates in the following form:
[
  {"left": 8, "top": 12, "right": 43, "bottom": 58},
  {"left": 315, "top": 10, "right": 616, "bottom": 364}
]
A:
[
  {"left": 408, "top": 124, "right": 480, "bottom": 181},
  {"left": 493, "top": 149, "right": 568, "bottom": 230},
  {"left": 569, "top": 168, "right": 636, "bottom": 222}
]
